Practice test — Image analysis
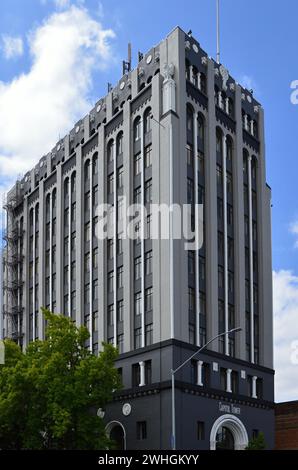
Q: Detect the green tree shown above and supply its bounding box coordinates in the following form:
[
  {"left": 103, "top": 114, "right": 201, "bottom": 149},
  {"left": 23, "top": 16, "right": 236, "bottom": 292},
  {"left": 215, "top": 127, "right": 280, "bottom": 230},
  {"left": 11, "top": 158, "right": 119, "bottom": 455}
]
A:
[
  {"left": 246, "top": 432, "right": 266, "bottom": 450},
  {"left": 0, "top": 308, "right": 121, "bottom": 449}
]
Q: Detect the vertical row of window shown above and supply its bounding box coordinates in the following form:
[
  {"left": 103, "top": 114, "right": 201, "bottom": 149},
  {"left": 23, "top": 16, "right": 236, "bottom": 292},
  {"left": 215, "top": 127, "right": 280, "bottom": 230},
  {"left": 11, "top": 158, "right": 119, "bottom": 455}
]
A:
[
  {"left": 106, "top": 132, "right": 124, "bottom": 351},
  {"left": 83, "top": 154, "right": 99, "bottom": 354},
  {"left": 216, "top": 129, "right": 236, "bottom": 357},
  {"left": 186, "top": 104, "right": 207, "bottom": 346},
  {"left": 243, "top": 150, "right": 259, "bottom": 364},
  {"left": 29, "top": 205, "right": 39, "bottom": 340},
  {"left": 133, "top": 107, "right": 153, "bottom": 350},
  {"left": 63, "top": 172, "right": 77, "bottom": 321},
  {"left": 45, "top": 189, "right": 57, "bottom": 317}
]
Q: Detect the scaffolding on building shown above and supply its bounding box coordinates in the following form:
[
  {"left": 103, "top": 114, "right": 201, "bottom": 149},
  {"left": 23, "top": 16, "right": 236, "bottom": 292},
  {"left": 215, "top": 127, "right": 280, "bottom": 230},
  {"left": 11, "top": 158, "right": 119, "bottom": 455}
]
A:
[{"left": 1, "top": 182, "right": 24, "bottom": 344}]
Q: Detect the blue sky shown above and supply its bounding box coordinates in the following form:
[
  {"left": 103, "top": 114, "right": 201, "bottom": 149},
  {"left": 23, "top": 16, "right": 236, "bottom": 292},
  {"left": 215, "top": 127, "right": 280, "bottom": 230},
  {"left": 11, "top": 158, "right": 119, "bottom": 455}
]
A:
[{"left": 0, "top": 0, "right": 298, "bottom": 401}]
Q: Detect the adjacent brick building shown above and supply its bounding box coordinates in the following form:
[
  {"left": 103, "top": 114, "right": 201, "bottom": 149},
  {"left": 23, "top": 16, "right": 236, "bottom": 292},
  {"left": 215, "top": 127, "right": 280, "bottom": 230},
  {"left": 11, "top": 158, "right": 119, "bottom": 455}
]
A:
[{"left": 275, "top": 401, "right": 298, "bottom": 449}]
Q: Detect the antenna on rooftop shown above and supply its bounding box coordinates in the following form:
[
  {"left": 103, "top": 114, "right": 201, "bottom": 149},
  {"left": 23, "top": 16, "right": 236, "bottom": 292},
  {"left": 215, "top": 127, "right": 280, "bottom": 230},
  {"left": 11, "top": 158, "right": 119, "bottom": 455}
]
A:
[
  {"left": 216, "top": 0, "right": 220, "bottom": 64},
  {"left": 122, "top": 43, "right": 132, "bottom": 75}
]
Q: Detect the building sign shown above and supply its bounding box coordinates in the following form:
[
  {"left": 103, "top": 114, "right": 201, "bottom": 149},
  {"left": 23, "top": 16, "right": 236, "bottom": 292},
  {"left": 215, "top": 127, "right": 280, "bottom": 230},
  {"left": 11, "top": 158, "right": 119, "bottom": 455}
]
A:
[{"left": 218, "top": 401, "right": 241, "bottom": 415}]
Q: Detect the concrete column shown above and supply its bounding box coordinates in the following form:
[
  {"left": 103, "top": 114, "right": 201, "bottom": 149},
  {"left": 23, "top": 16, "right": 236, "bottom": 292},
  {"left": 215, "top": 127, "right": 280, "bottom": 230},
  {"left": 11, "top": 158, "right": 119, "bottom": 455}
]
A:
[
  {"left": 38, "top": 181, "right": 45, "bottom": 339},
  {"left": 252, "top": 375, "right": 257, "bottom": 398},
  {"left": 205, "top": 58, "right": 218, "bottom": 349},
  {"left": 234, "top": 85, "right": 246, "bottom": 361},
  {"left": 75, "top": 146, "right": 83, "bottom": 327},
  {"left": 56, "top": 165, "right": 63, "bottom": 313},
  {"left": 226, "top": 368, "right": 232, "bottom": 393},
  {"left": 139, "top": 361, "right": 145, "bottom": 386},
  {"left": 247, "top": 154, "right": 254, "bottom": 364},
  {"left": 197, "top": 360, "right": 203, "bottom": 386},
  {"left": 98, "top": 126, "right": 105, "bottom": 350}
]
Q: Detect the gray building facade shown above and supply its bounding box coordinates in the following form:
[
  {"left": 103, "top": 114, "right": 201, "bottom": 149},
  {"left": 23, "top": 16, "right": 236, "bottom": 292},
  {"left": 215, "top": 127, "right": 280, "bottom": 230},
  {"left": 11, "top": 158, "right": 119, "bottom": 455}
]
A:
[{"left": 1, "top": 27, "right": 274, "bottom": 450}]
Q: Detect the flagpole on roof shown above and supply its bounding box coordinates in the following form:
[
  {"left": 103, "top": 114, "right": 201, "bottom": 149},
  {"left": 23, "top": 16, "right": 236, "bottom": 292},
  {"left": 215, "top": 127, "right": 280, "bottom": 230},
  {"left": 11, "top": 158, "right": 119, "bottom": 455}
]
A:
[{"left": 216, "top": 0, "right": 220, "bottom": 64}]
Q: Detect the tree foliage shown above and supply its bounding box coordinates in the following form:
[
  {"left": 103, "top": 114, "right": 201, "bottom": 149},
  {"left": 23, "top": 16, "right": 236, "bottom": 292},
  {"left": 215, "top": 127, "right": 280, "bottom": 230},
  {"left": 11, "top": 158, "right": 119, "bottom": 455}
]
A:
[
  {"left": 246, "top": 432, "right": 266, "bottom": 450},
  {"left": 0, "top": 309, "right": 121, "bottom": 449}
]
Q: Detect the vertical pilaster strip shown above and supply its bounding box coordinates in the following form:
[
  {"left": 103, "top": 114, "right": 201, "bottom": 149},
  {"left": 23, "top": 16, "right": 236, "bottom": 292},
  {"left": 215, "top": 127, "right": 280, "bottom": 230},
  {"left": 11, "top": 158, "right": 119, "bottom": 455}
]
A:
[
  {"left": 38, "top": 181, "right": 45, "bottom": 339},
  {"left": 234, "top": 85, "right": 246, "bottom": 360},
  {"left": 90, "top": 161, "right": 93, "bottom": 349},
  {"left": 248, "top": 154, "right": 255, "bottom": 364},
  {"left": 98, "top": 126, "right": 105, "bottom": 349},
  {"left": 194, "top": 112, "right": 200, "bottom": 346},
  {"left": 122, "top": 101, "right": 131, "bottom": 353},
  {"left": 32, "top": 205, "right": 36, "bottom": 339},
  {"left": 222, "top": 135, "right": 229, "bottom": 355},
  {"left": 68, "top": 176, "right": 71, "bottom": 318},
  {"left": 206, "top": 58, "right": 218, "bottom": 348},
  {"left": 56, "top": 165, "right": 62, "bottom": 313},
  {"left": 140, "top": 117, "right": 145, "bottom": 348},
  {"left": 75, "top": 146, "right": 83, "bottom": 327},
  {"left": 113, "top": 141, "right": 117, "bottom": 347},
  {"left": 49, "top": 192, "right": 52, "bottom": 311}
]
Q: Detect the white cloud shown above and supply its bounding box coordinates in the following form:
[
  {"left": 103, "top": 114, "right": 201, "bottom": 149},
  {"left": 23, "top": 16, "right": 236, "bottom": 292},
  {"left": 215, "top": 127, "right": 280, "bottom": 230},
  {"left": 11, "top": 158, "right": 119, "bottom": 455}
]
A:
[
  {"left": 273, "top": 270, "right": 298, "bottom": 402},
  {"left": 290, "top": 220, "right": 298, "bottom": 248},
  {"left": 0, "top": 5, "right": 115, "bottom": 195},
  {"left": 1, "top": 35, "right": 24, "bottom": 59},
  {"left": 54, "top": 0, "right": 71, "bottom": 8}
]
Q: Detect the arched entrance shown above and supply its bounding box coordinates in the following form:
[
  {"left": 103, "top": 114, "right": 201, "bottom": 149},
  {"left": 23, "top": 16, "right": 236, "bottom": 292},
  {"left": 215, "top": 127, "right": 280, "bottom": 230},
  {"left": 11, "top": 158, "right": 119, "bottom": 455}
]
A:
[
  {"left": 105, "top": 421, "right": 126, "bottom": 450},
  {"left": 210, "top": 415, "right": 248, "bottom": 450}
]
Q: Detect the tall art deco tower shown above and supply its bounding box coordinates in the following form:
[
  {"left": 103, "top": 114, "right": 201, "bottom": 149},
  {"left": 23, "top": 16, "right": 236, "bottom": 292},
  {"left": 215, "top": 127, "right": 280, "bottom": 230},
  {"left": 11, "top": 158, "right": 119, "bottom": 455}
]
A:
[{"left": 1, "top": 27, "right": 274, "bottom": 450}]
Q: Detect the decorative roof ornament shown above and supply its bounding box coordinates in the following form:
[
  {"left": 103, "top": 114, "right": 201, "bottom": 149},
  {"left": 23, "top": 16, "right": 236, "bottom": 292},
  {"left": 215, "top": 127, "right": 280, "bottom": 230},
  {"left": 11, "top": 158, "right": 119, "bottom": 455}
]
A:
[
  {"left": 163, "top": 62, "right": 175, "bottom": 80},
  {"left": 201, "top": 56, "right": 208, "bottom": 66},
  {"left": 219, "top": 64, "right": 229, "bottom": 91}
]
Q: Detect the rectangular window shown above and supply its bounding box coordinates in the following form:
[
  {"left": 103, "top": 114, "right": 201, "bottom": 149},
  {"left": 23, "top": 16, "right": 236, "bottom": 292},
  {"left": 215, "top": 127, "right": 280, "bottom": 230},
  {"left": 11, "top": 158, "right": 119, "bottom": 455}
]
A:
[
  {"left": 187, "top": 178, "right": 194, "bottom": 204},
  {"left": 134, "top": 328, "right": 142, "bottom": 349},
  {"left": 108, "top": 271, "right": 114, "bottom": 293},
  {"left": 188, "top": 251, "right": 195, "bottom": 275},
  {"left": 220, "top": 368, "right": 227, "bottom": 391},
  {"left": 145, "top": 287, "right": 153, "bottom": 313},
  {"left": 107, "top": 239, "right": 114, "bottom": 260},
  {"left": 189, "top": 324, "right": 195, "bottom": 345},
  {"left": 186, "top": 144, "right": 193, "bottom": 166},
  {"left": 117, "top": 266, "right": 123, "bottom": 289},
  {"left": 84, "top": 191, "right": 91, "bottom": 213},
  {"left": 108, "top": 174, "right": 114, "bottom": 195},
  {"left": 108, "top": 305, "right": 114, "bottom": 326},
  {"left": 146, "top": 214, "right": 152, "bottom": 238},
  {"left": 117, "top": 300, "right": 124, "bottom": 322},
  {"left": 145, "top": 145, "right": 152, "bottom": 168},
  {"left": 85, "top": 222, "right": 90, "bottom": 243},
  {"left": 188, "top": 287, "right": 195, "bottom": 312},
  {"left": 93, "top": 311, "right": 98, "bottom": 332},
  {"left": 84, "top": 252, "right": 90, "bottom": 274},
  {"left": 134, "top": 292, "right": 142, "bottom": 316},
  {"left": 134, "top": 153, "right": 141, "bottom": 175},
  {"left": 117, "top": 233, "right": 123, "bottom": 255},
  {"left": 117, "top": 334, "right": 124, "bottom": 354},
  {"left": 132, "top": 363, "right": 140, "bottom": 387},
  {"left": 145, "top": 250, "right": 152, "bottom": 275},
  {"left": 84, "top": 284, "right": 90, "bottom": 305},
  {"left": 134, "top": 186, "right": 142, "bottom": 204},
  {"left": 134, "top": 256, "right": 142, "bottom": 280},
  {"left": 93, "top": 279, "right": 98, "bottom": 301},
  {"left": 117, "top": 166, "right": 123, "bottom": 189},
  {"left": 145, "top": 360, "right": 152, "bottom": 384},
  {"left": 197, "top": 421, "right": 205, "bottom": 440},
  {"left": 145, "top": 324, "right": 153, "bottom": 346},
  {"left": 145, "top": 180, "right": 152, "bottom": 203},
  {"left": 93, "top": 247, "right": 98, "bottom": 269}
]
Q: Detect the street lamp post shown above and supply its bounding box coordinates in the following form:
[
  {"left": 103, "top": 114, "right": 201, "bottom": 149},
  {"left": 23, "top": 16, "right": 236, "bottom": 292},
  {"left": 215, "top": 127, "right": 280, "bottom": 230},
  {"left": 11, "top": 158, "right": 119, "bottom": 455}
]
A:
[{"left": 170, "top": 327, "right": 242, "bottom": 450}]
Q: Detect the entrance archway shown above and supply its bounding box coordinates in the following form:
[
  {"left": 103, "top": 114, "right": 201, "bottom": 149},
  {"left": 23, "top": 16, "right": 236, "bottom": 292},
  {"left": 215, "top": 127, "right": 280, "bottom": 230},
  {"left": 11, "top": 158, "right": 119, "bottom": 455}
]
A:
[
  {"left": 105, "top": 421, "right": 126, "bottom": 450},
  {"left": 210, "top": 414, "right": 248, "bottom": 450}
]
